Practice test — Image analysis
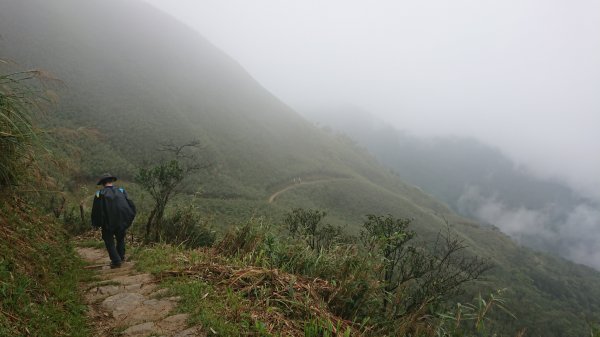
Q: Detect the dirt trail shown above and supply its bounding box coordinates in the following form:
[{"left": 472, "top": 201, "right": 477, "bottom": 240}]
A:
[
  {"left": 77, "top": 247, "right": 204, "bottom": 337},
  {"left": 268, "top": 178, "right": 349, "bottom": 203}
]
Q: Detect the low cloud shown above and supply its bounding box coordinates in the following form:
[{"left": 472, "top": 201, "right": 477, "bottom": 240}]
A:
[{"left": 459, "top": 186, "right": 600, "bottom": 269}]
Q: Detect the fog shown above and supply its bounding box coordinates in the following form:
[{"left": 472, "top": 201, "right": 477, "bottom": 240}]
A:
[
  {"left": 458, "top": 185, "right": 600, "bottom": 268},
  {"left": 140, "top": 1, "right": 600, "bottom": 266},
  {"left": 143, "top": 0, "right": 599, "bottom": 201}
]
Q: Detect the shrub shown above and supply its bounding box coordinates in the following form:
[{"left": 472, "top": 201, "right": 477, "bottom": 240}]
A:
[
  {"left": 435, "top": 289, "right": 516, "bottom": 337},
  {"left": 284, "top": 208, "right": 346, "bottom": 251},
  {"left": 135, "top": 140, "right": 210, "bottom": 242},
  {"left": 214, "top": 212, "right": 494, "bottom": 335},
  {"left": 215, "top": 218, "right": 381, "bottom": 323},
  {"left": 159, "top": 202, "right": 216, "bottom": 248}
]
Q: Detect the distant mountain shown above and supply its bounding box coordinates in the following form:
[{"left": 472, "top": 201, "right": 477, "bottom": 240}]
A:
[
  {"left": 1, "top": 0, "right": 600, "bottom": 334},
  {"left": 303, "top": 106, "right": 600, "bottom": 268}
]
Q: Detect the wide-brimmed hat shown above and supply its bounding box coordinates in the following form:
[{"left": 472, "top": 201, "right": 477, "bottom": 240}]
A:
[{"left": 97, "top": 173, "right": 118, "bottom": 186}]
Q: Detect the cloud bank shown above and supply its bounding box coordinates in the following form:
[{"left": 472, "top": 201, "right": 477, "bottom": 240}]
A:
[{"left": 459, "top": 186, "right": 600, "bottom": 268}]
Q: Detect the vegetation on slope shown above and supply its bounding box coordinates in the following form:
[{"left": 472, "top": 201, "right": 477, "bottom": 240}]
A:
[
  {"left": 305, "top": 108, "right": 599, "bottom": 261},
  {"left": 0, "top": 201, "right": 90, "bottom": 337},
  {"left": 1, "top": 1, "right": 600, "bottom": 335},
  {"left": 131, "top": 210, "right": 511, "bottom": 336},
  {"left": 0, "top": 71, "right": 90, "bottom": 336},
  {"left": 0, "top": 71, "right": 40, "bottom": 189}
]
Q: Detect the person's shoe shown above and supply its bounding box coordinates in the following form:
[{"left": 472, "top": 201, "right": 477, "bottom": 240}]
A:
[{"left": 110, "top": 262, "right": 122, "bottom": 269}]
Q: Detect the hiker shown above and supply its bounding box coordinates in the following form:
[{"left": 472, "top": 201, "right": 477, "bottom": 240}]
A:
[{"left": 91, "top": 173, "right": 136, "bottom": 268}]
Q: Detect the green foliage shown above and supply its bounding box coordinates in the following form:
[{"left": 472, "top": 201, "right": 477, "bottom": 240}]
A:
[
  {"left": 0, "top": 201, "right": 90, "bottom": 336},
  {"left": 286, "top": 208, "right": 327, "bottom": 239},
  {"left": 136, "top": 140, "right": 210, "bottom": 243},
  {"left": 285, "top": 208, "right": 345, "bottom": 251},
  {"left": 62, "top": 205, "right": 88, "bottom": 234},
  {"left": 436, "top": 289, "right": 516, "bottom": 337},
  {"left": 304, "top": 318, "right": 352, "bottom": 337},
  {"left": 135, "top": 226, "right": 365, "bottom": 335},
  {"left": 361, "top": 214, "right": 415, "bottom": 295},
  {"left": 132, "top": 214, "right": 513, "bottom": 336},
  {"left": 169, "top": 280, "right": 245, "bottom": 336},
  {"left": 0, "top": 71, "right": 40, "bottom": 190},
  {"left": 0, "top": 70, "right": 89, "bottom": 336},
  {"left": 136, "top": 160, "right": 185, "bottom": 199},
  {"left": 136, "top": 159, "right": 185, "bottom": 240},
  {"left": 132, "top": 244, "right": 185, "bottom": 274},
  {"left": 215, "top": 218, "right": 281, "bottom": 267},
  {"left": 360, "top": 214, "right": 491, "bottom": 329},
  {"left": 159, "top": 201, "right": 216, "bottom": 248},
  {"left": 3, "top": 1, "right": 600, "bottom": 334},
  {"left": 214, "top": 213, "right": 494, "bottom": 335}
]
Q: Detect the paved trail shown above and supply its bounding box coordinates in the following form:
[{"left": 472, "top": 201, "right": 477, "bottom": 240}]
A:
[{"left": 77, "top": 248, "right": 204, "bottom": 337}]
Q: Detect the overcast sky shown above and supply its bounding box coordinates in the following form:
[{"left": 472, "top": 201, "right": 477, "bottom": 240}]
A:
[{"left": 144, "top": 0, "right": 600, "bottom": 200}]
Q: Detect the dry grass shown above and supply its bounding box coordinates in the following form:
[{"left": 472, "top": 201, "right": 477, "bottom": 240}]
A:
[{"left": 161, "top": 256, "right": 358, "bottom": 336}]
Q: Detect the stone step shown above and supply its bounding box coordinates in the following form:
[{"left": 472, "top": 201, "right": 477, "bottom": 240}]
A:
[
  {"left": 77, "top": 247, "right": 205, "bottom": 337},
  {"left": 86, "top": 282, "right": 157, "bottom": 302}
]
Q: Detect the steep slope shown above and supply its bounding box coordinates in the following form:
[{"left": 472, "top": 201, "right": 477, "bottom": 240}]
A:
[
  {"left": 1, "top": 0, "right": 600, "bottom": 335},
  {"left": 304, "top": 107, "right": 600, "bottom": 268},
  {"left": 0, "top": 0, "right": 447, "bottom": 224},
  {"left": 0, "top": 200, "right": 90, "bottom": 336}
]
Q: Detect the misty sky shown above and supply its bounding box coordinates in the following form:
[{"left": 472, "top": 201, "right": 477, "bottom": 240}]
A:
[{"left": 144, "top": 0, "right": 600, "bottom": 200}]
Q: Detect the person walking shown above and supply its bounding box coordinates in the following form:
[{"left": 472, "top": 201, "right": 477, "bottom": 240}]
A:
[{"left": 91, "top": 173, "right": 136, "bottom": 268}]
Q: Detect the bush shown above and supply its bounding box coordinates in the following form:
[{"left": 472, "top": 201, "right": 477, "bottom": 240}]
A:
[
  {"left": 159, "top": 202, "right": 216, "bottom": 248},
  {"left": 215, "top": 218, "right": 381, "bottom": 323},
  {"left": 215, "top": 211, "right": 494, "bottom": 335},
  {"left": 215, "top": 218, "right": 279, "bottom": 265},
  {"left": 62, "top": 205, "right": 88, "bottom": 235},
  {"left": 284, "top": 208, "right": 346, "bottom": 251}
]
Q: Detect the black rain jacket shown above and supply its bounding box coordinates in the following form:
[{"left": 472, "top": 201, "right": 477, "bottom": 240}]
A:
[{"left": 91, "top": 186, "right": 136, "bottom": 230}]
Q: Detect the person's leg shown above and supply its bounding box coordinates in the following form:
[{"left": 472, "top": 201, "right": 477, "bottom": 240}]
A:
[
  {"left": 101, "top": 227, "right": 122, "bottom": 266},
  {"left": 115, "top": 228, "right": 126, "bottom": 262}
]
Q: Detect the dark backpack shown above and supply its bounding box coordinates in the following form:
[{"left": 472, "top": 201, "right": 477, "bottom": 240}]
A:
[{"left": 93, "top": 187, "right": 136, "bottom": 229}]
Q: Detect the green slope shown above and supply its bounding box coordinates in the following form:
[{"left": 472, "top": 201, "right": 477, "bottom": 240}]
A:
[
  {"left": 0, "top": 199, "right": 90, "bottom": 336},
  {"left": 304, "top": 107, "right": 600, "bottom": 268},
  {"left": 1, "top": 0, "right": 600, "bottom": 335}
]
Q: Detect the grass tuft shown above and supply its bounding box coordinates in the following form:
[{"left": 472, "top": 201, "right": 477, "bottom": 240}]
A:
[{"left": 0, "top": 199, "right": 91, "bottom": 336}]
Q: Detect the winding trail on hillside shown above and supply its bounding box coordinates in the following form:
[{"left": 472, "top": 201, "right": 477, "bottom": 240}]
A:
[
  {"left": 267, "top": 177, "right": 350, "bottom": 203},
  {"left": 77, "top": 247, "right": 205, "bottom": 337}
]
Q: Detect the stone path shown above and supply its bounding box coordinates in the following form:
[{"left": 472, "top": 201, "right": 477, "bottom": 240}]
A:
[{"left": 77, "top": 247, "right": 205, "bottom": 337}]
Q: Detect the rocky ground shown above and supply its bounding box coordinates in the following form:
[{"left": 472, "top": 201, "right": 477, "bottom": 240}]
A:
[{"left": 77, "top": 247, "right": 205, "bottom": 337}]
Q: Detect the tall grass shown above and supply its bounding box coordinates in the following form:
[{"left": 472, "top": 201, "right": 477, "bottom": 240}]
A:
[
  {"left": 0, "top": 200, "right": 91, "bottom": 336},
  {"left": 213, "top": 216, "right": 514, "bottom": 336},
  {"left": 0, "top": 71, "right": 44, "bottom": 189},
  {"left": 216, "top": 220, "right": 382, "bottom": 328}
]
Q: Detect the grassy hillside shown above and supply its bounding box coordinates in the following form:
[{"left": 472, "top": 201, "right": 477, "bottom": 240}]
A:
[
  {"left": 0, "top": 69, "right": 90, "bottom": 337},
  {"left": 1, "top": 0, "right": 600, "bottom": 335},
  {"left": 0, "top": 200, "right": 90, "bottom": 337},
  {"left": 304, "top": 107, "right": 600, "bottom": 267}
]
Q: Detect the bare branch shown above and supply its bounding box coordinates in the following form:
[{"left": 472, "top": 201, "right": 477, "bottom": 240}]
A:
[{"left": 159, "top": 139, "right": 205, "bottom": 157}]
